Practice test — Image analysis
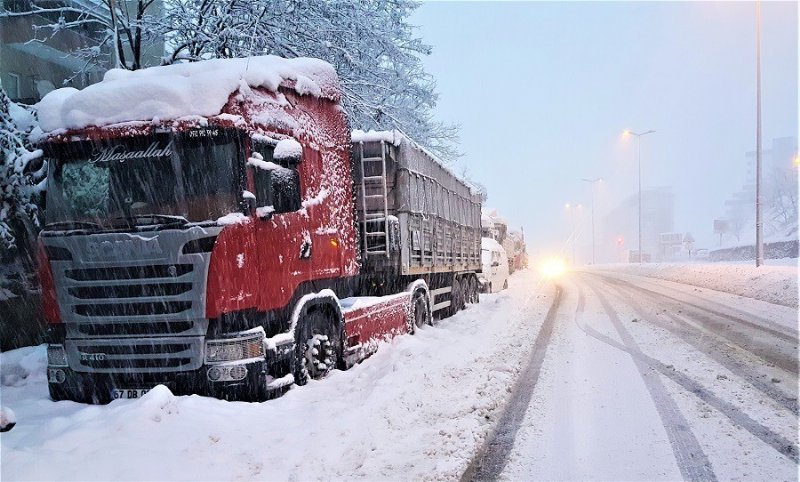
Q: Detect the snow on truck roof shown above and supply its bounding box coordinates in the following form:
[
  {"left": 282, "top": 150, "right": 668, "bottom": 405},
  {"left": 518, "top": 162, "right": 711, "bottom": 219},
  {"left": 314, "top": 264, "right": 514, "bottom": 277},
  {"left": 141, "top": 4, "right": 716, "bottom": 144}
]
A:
[{"left": 36, "top": 56, "right": 340, "bottom": 133}]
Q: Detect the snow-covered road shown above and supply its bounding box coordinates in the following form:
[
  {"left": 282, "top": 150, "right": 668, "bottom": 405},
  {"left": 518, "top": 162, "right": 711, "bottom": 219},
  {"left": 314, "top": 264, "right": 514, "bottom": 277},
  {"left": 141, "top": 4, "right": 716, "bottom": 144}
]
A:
[
  {"left": 1, "top": 270, "right": 555, "bottom": 481},
  {"left": 479, "top": 270, "right": 798, "bottom": 481}
]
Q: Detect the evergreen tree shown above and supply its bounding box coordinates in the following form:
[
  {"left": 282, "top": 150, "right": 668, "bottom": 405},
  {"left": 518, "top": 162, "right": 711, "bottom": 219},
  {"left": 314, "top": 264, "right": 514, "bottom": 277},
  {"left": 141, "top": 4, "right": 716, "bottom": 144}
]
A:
[{"left": 0, "top": 86, "right": 46, "bottom": 262}]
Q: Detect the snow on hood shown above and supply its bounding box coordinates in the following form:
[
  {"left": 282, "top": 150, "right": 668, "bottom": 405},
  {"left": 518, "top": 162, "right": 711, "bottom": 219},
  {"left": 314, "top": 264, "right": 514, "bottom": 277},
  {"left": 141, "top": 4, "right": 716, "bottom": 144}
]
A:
[{"left": 36, "top": 56, "right": 340, "bottom": 133}]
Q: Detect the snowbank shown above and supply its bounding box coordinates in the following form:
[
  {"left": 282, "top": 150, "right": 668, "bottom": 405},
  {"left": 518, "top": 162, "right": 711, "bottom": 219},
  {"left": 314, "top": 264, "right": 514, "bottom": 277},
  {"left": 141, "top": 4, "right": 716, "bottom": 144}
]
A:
[
  {"left": 36, "top": 56, "right": 340, "bottom": 133},
  {"left": 589, "top": 262, "right": 798, "bottom": 307},
  {"left": 0, "top": 270, "right": 554, "bottom": 481}
]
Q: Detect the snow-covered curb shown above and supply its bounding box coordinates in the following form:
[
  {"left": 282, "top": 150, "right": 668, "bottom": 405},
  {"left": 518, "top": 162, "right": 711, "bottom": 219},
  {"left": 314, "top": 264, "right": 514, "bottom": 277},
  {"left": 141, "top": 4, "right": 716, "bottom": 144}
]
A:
[
  {"left": 587, "top": 262, "right": 798, "bottom": 307},
  {"left": 1, "top": 270, "right": 552, "bottom": 481}
]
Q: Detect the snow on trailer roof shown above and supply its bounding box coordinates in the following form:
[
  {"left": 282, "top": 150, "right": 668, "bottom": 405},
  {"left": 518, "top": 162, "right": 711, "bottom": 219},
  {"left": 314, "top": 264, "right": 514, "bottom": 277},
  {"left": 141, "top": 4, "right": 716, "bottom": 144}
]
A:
[
  {"left": 36, "top": 56, "right": 341, "bottom": 133},
  {"left": 352, "top": 129, "right": 482, "bottom": 198}
]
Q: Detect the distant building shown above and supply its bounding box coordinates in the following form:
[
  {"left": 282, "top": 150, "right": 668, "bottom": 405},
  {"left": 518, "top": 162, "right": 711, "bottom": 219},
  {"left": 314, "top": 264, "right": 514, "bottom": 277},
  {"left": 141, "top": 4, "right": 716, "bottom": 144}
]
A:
[
  {"left": 0, "top": 0, "right": 162, "bottom": 104},
  {"left": 602, "top": 188, "right": 675, "bottom": 263},
  {"left": 720, "top": 136, "right": 798, "bottom": 244}
]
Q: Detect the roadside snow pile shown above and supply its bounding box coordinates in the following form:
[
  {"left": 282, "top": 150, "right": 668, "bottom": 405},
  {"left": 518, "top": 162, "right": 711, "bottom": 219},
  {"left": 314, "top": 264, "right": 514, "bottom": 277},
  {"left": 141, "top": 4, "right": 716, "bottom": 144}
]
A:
[
  {"left": 36, "top": 56, "right": 340, "bottom": 133},
  {"left": 590, "top": 262, "right": 798, "bottom": 307},
  {"left": 1, "top": 345, "right": 46, "bottom": 387},
  {"left": 0, "top": 270, "right": 553, "bottom": 481}
]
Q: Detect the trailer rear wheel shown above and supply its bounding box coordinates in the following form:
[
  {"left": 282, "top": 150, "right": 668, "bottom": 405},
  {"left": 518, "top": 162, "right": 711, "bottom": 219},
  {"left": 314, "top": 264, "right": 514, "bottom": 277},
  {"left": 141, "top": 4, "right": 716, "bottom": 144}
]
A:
[
  {"left": 294, "top": 308, "right": 341, "bottom": 386},
  {"left": 466, "top": 275, "right": 479, "bottom": 304},
  {"left": 448, "top": 277, "right": 465, "bottom": 316},
  {"left": 410, "top": 289, "right": 431, "bottom": 333}
]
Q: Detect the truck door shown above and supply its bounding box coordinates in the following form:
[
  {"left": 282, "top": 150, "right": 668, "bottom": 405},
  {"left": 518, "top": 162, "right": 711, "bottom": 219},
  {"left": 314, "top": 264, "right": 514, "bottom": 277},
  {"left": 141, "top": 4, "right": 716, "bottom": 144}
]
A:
[{"left": 249, "top": 138, "right": 306, "bottom": 312}]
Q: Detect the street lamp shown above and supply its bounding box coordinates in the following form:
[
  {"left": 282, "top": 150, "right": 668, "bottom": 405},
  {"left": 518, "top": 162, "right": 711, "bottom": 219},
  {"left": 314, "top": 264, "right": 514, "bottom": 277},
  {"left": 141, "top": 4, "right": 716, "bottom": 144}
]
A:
[
  {"left": 623, "top": 129, "right": 655, "bottom": 264},
  {"left": 581, "top": 178, "right": 602, "bottom": 264},
  {"left": 755, "top": 0, "right": 764, "bottom": 267},
  {"left": 565, "top": 202, "right": 582, "bottom": 264}
]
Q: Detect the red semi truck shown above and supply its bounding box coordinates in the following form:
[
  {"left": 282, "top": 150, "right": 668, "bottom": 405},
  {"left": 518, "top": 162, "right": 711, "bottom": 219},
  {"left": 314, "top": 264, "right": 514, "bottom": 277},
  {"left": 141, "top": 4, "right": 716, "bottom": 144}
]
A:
[{"left": 36, "top": 56, "right": 482, "bottom": 403}]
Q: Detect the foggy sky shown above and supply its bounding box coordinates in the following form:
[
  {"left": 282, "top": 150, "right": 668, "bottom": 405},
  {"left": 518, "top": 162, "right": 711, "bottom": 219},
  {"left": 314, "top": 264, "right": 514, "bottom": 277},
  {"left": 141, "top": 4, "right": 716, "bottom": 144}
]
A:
[{"left": 412, "top": 1, "right": 798, "bottom": 261}]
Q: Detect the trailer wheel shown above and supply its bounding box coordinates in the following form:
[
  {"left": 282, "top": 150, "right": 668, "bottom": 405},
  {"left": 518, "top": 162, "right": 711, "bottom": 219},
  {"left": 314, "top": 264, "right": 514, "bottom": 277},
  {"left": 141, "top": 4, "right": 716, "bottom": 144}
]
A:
[
  {"left": 294, "top": 308, "right": 341, "bottom": 386},
  {"left": 410, "top": 289, "right": 431, "bottom": 333},
  {"left": 466, "top": 276, "right": 479, "bottom": 304},
  {"left": 448, "top": 277, "right": 465, "bottom": 316}
]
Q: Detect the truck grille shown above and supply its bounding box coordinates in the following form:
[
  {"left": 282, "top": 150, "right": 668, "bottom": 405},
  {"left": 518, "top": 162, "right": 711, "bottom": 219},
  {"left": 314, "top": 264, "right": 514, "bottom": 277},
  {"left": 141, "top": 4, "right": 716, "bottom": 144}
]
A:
[
  {"left": 57, "top": 261, "right": 206, "bottom": 337},
  {"left": 74, "top": 301, "right": 192, "bottom": 317},
  {"left": 76, "top": 321, "right": 195, "bottom": 337},
  {"left": 68, "top": 283, "right": 193, "bottom": 299},
  {"left": 45, "top": 228, "right": 220, "bottom": 374},
  {"left": 67, "top": 337, "right": 203, "bottom": 373},
  {"left": 65, "top": 264, "right": 194, "bottom": 281}
]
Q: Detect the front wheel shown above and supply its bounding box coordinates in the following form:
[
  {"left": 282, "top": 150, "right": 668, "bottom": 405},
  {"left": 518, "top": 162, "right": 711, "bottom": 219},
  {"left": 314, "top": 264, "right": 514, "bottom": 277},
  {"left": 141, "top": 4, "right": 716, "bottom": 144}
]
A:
[{"left": 293, "top": 309, "right": 341, "bottom": 386}]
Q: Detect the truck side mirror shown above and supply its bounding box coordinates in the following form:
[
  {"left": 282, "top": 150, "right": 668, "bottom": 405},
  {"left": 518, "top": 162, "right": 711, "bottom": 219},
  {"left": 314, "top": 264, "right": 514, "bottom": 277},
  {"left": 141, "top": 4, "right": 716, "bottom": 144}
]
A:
[
  {"left": 274, "top": 139, "right": 303, "bottom": 166},
  {"left": 244, "top": 194, "right": 257, "bottom": 216},
  {"left": 272, "top": 169, "right": 301, "bottom": 213}
]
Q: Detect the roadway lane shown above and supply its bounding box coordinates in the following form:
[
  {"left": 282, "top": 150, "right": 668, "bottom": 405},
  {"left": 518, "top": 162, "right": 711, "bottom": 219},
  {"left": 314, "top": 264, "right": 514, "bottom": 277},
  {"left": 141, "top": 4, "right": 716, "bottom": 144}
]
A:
[{"left": 467, "top": 271, "right": 798, "bottom": 481}]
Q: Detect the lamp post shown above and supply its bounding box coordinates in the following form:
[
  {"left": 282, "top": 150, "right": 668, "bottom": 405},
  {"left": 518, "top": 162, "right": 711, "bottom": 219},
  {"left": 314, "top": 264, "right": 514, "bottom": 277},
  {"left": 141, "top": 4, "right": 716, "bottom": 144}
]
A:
[
  {"left": 565, "top": 202, "right": 582, "bottom": 264},
  {"left": 581, "top": 178, "right": 602, "bottom": 264},
  {"left": 755, "top": 0, "right": 764, "bottom": 267},
  {"left": 623, "top": 130, "right": 655, "bottom": 263}
]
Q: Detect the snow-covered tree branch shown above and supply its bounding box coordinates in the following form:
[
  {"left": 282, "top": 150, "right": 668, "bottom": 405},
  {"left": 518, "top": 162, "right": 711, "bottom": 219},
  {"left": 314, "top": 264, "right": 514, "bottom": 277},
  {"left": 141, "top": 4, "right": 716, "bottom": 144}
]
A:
[
  {"left": 0, "top": 86, "right": 45, "bottom": 258},
  {"left": 159, "top": 0, "right": 460, "bottom": 160}
]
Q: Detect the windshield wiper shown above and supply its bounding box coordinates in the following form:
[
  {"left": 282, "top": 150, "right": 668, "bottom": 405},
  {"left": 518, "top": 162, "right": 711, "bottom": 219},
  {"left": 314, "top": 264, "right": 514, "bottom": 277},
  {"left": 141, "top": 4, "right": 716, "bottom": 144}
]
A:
[
  {"left": 44, "top": 220, "right": 103, "bottom": 231},
  {"left": 111, "top": 214, "right": 190, "bottom": 228}
]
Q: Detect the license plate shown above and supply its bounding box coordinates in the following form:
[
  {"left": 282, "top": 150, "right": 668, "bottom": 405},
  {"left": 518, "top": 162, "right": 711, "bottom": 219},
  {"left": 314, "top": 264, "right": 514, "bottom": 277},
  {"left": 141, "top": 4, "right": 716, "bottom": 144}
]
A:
[{"left": 111, "top": 388, "right": 150, "bottom": 400}]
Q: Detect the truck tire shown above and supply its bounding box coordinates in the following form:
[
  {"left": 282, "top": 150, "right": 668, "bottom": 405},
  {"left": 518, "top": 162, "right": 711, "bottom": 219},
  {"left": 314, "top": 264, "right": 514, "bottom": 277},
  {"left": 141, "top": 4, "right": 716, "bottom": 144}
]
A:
[
  {"left": 466, "top": 275, "right": 479, "bottom": 304},
  {"left": 447, "top": 277, "right": 465, "bottom": 316},
  {"left": 293, "top": 308, "right": 342, "bottom": 386},
  {"left": 410, "top": 289, "right": 431, "bottom": 334}
]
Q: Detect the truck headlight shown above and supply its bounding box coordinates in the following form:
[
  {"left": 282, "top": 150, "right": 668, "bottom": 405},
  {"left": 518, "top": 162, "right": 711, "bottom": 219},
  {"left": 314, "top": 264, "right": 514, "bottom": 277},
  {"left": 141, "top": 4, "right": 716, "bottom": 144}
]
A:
[
  {"left": 47, "top": 344, "right": 68, "bottom": 367},
  {"left": 205, "top": 333, "right": 265, "bottom": 364}
]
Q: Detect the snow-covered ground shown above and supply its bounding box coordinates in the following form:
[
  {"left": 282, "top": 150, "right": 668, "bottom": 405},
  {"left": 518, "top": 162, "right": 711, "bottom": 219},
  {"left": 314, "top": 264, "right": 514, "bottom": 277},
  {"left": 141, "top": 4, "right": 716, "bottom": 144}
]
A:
[
  {"left": 500, "top": 271, "right": 798, "bottom": 481},
  {"left": 0, "top": 270, "right": 553, "bottom": 481},
  {"left": 588, "top": 260, "right": 798, "bottom": 307}
]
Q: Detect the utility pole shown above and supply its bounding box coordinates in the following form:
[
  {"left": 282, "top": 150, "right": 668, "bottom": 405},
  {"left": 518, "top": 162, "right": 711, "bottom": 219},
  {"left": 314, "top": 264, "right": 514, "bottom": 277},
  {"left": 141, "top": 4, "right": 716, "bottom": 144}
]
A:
[
  {"left": 582, "top": 178, "right": 602, "bottom": 265},
  {"left": 755, "top": 0, "right": 764, "bottom": 267},
  {"left": 623, "top": 130, "right": 655, "bottom": 263}
]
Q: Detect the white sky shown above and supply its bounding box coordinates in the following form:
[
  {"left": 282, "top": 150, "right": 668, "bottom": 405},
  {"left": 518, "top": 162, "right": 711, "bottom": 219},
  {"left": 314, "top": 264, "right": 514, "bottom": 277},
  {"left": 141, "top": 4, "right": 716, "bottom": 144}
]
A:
[{"left": 412, "top": 1, "right": 798, "bottom": 257}]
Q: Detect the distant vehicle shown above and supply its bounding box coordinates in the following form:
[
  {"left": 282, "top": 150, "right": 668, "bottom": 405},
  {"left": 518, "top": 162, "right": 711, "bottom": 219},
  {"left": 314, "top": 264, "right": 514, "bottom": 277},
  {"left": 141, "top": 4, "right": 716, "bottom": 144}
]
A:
[
  {"left": 694, "top": 248, "right": 710, "bottom": 260},
  {"left": 35, "top": 56, "right": 483, "bottom": 404},
  {"left": 479, "top": 237, "right": 509, "bottom": 293}
]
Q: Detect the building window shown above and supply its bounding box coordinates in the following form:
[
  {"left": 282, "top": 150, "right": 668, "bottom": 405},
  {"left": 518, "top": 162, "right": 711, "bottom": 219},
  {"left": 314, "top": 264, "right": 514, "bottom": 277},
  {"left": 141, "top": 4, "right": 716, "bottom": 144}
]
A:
[{"left": 4, "top": 73, "right": 21, "bottom": 101}]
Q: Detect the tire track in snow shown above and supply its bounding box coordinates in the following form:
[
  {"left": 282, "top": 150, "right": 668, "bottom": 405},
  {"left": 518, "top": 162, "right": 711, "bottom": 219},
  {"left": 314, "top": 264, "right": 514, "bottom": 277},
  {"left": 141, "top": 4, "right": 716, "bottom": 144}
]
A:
[
  {"left": 461, "top": 284, "right": 564, "bottom": 482},
  {"left": 583, "top": 278, "right": 719, "bottom": 482},
  {"left": 591, "top": 273, "right": 799, "bottom": 375},
  {"left": 590, "top": 272, "right": 797, "bottom": 342},
  {"left": 580, "top": 276, "right": 798, "bottom": 467},
  {"left": 599, "top": 277, "right": 799, "bottom": 416}
]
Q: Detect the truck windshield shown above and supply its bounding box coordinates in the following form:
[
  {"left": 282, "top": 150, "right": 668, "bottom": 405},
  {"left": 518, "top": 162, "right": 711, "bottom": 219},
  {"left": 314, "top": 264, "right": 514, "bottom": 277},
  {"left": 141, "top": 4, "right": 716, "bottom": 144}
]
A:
[{"left": 45, "top": 128, "right": 241, "bottom": 229}]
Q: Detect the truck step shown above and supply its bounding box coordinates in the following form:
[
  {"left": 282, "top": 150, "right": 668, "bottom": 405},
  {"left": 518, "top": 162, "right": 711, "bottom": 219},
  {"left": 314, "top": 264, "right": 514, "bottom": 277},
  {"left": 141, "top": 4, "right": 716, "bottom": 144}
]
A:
[
  {"left": 364, "top": 194, "right": 385, "bottom": 199},
  {"left": 362, "top": 176, "right": 385, "bottom": 182},
  {"left": 361, "top": 156, "right": 384, "bottom": 163},
  {"left": 365, "top": 232, "right": 386, "bottom": 237}
]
